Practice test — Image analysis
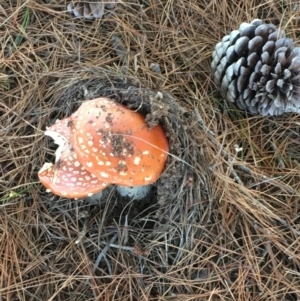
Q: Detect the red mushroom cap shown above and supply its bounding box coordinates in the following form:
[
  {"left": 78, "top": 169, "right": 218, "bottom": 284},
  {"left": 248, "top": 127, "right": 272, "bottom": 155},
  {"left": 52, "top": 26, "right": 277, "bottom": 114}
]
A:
[
  {"left": 70, "top": 98, "right": 169, "bottom": 186},
  {"left": 38, "top": 117, "right": 109, "bottom": 198}
]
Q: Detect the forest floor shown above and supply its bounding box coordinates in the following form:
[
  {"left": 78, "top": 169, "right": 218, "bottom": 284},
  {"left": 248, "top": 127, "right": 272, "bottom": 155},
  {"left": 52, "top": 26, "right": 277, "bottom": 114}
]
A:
[{"left": 1, "top": 0, "right": 300, "bottom": 300}]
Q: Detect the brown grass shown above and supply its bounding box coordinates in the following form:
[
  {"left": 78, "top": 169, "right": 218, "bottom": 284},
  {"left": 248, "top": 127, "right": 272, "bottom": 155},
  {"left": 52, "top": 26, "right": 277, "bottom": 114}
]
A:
[{"left": 1, "top": 0, "right": 300, "bottom": 300}]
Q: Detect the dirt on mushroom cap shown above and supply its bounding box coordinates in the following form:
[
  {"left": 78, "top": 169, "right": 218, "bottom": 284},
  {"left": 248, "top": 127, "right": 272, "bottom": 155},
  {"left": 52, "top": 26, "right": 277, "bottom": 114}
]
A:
[{"left": 70, "top": 97, "right": 169, "bottom": 186}]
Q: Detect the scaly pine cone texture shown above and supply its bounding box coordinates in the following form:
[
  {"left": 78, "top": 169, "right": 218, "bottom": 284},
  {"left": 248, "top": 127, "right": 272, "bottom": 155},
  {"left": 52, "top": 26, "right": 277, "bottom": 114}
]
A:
[
  {"left": 67, "top": 1, "right": 115, "bottom": 19},
  {"left": 211, "top": 19, "right": 300, "bottom": 116}
]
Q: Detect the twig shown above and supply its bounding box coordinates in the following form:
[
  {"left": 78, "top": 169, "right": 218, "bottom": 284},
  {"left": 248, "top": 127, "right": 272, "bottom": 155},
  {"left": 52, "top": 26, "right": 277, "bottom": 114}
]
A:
[
  {"left": 93, "top": 233, "right": 118, "bottom": 274},
  {"left": 194, "top": 108, "right": 215, "bottom": 137},
  {"left": 83, "top": 234, "right": 118, "bottom": 292},
  {"left": 226, "top": 153, "right": 244, "bottom": 186},
  {"left": 75, "top": 219, "right": 88, "bottom": 244},
  {"left": 236, "top": 165, "right": 293, "bottom": 194},
  {"left": 164, "top": 233, "right": 168, "bottom": 265},
  {"left": 123, "top": 215, "right": 129, "bottom": 245},
  {"left": 99, "top": 241, "right": 135, "bottom": 251}
]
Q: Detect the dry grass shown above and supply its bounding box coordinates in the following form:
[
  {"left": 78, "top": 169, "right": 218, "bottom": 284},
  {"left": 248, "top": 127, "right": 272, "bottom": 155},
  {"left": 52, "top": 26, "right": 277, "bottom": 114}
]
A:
[{"left": 1, "top": 0, "right": 300, "bottom": 300}]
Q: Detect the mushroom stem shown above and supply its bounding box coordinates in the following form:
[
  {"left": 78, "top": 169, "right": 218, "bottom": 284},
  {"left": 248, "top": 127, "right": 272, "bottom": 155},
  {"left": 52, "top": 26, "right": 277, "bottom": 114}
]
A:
[{"left": 116, "top": 184, "right": 152, "bottom": 200}]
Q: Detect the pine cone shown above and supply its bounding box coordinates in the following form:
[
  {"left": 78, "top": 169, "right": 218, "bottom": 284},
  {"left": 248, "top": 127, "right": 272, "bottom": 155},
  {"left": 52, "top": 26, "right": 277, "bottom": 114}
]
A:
[
  {"left": 211, "top": 19, "right": 300, "bottom": 116},
  {"left": 67, "top": 1, "right": 115, "bottom": 19}
]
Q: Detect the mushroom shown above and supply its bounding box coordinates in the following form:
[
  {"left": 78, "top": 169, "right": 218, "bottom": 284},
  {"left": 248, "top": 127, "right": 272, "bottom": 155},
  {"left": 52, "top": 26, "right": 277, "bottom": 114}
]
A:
[
  {"left": 38, "top": 117, "right": 109, "bottom": 198},
  {"left": 39, "top": 97, "right": 169, "bottom": 200},
  {"left": 70, "top": 97, "right": 169, "bottom": 187}
]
